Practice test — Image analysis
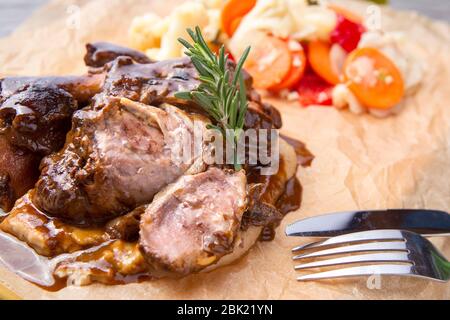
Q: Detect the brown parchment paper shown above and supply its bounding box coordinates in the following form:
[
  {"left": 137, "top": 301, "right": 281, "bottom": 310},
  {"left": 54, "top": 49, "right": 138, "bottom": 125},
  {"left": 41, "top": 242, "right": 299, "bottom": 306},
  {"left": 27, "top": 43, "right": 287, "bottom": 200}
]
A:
[{"left": 0, "top": 0, "right": 449, "bottom": 300}]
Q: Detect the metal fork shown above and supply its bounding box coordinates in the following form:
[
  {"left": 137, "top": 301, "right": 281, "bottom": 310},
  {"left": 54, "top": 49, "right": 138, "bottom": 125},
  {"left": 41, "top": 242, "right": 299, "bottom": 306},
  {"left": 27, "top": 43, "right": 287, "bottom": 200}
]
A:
[{"left": 292, "top": 230, "right": 450, "bottom": 282}]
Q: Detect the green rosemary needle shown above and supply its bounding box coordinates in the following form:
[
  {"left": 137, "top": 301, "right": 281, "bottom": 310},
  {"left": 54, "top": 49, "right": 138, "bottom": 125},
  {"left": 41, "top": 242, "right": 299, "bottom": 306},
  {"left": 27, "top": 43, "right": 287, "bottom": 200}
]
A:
[{"left": 174, "top": 26, "right": 251, "bottom": 171}]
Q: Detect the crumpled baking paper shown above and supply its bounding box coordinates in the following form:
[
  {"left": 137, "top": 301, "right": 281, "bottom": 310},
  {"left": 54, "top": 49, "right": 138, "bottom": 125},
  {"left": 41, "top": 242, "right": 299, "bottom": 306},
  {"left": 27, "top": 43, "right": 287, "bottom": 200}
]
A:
[{"left": 0, "top": 0, "right": 449, "bottom": 299}]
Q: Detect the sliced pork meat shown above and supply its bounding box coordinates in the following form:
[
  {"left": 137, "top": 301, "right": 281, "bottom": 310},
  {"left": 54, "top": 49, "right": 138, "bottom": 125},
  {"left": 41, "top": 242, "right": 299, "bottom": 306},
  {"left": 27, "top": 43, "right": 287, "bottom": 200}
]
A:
[
  {"left": 33, "top": 98, "right": 210, "bottom": 225},
  {"left": 139, "top": 168, "right": 247, "bottom": 276}
]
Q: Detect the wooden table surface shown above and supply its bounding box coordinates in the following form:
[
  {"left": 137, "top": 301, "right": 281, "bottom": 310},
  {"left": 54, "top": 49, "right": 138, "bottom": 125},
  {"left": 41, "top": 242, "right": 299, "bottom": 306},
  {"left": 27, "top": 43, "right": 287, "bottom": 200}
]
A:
[{"left": 0, "top": 0, "right": 448, "bottom": 37}]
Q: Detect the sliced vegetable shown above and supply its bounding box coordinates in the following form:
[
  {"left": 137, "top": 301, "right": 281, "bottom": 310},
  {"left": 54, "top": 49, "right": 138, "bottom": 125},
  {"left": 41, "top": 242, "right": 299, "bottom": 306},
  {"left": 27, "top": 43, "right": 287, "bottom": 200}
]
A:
[
  {"left": 328, "top": 3, "right": 364, "bottom": 24},
  {"left": 296, "top": 70, "right": 333, "bottom": 107},
  {"left": 308, "top": 40, "right": 340, "bottom": 85},
  {"left": 330, "top": 14, "right": 366, "bottom": 52},
  {"left": 343, "top": 47, "right": 404, "bottom": 110},
  {"left": 221, "top": 0, "right": 256, "bottom": 37},
  {"left": 269, "top": 43, "right": 306, "bottom": 91},
  {"left": 244, "top": 35, "right": 292, "bottom": 89}
]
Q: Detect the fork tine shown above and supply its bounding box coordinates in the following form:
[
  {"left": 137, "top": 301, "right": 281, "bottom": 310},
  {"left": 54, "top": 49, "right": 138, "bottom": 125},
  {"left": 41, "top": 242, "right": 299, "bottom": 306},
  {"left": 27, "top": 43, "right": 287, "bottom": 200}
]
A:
[
  {"left": 293, "top": 241, "right": 407, "bottom": 260},
  {"left": 297, "top": 264, "right": 414, "bottom": 281},
  {"left": 294, "top": 252, "right": 411, "bottom": 270},
  {"left": 292, "top": 229, "right": 405, "bottom": 253},
  {"left": 292, "top": 239, "right": 325, "bottom": 252}
]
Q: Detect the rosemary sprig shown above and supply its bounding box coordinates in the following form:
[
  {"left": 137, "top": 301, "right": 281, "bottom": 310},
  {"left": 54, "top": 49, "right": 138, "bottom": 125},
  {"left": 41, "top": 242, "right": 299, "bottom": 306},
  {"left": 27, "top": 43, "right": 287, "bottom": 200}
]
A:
[{"left": 175, "top": 26, "right": 251, "bottom": 171}]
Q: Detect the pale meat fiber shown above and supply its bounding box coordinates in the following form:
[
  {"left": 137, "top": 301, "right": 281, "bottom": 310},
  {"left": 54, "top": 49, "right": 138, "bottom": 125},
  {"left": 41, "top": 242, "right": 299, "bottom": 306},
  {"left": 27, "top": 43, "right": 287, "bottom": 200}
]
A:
[{"left": 139, "top": 168, "right": 247, "bottom": 275}]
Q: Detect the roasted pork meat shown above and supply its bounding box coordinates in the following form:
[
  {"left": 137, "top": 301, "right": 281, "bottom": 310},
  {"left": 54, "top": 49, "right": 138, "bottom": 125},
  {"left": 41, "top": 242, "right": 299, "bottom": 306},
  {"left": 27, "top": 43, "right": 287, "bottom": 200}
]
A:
[
  {"left": 0, "top": 41, "right": 312, "bottom": 286},
  {"left": 139, "top": 168, "right": 247, "bottom": 275},
  {"left": 33, "top": 98, "right": 209, "bottom": 225},
  {"left": 0, "top": 75, "right": 104, "bottom": 211},
  {"left": 0, "top": 42, "right": 163, "bottom": 212}
]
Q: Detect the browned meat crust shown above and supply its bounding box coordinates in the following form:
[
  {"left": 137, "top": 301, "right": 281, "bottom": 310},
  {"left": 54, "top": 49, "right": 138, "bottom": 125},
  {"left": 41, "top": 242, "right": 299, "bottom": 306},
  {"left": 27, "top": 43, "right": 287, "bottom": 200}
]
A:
[
  {"left": 0, "top": 136, "right": 40, "bottom": 212},
  {"left": 99, "top": 56, "right": 200, "bottom": 107},
  {"left": 0, "top": 83, "right": 77, "bottom": 155},
  {"left": 105, "top": 206, "right": 145, "bottom": 242},
  {"left": 96, "top": 55, "right": 281, "bottom": 130},
  {"left": 0, "top": 75, "right": 104, "bottom": 212},
  {"left": 0, "top": 75, "right": 103, "bottom": 108},
  {"left": 84, "top": 42, "right": 153, "bottom": 68}
]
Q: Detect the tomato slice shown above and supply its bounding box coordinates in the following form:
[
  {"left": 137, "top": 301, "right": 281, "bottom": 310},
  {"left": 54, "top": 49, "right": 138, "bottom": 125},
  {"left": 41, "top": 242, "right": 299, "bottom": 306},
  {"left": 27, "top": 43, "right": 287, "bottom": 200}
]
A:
[
  {"left": 269, "top": 43, "right": 306, "bottom": 91},
  {"left": 244, "top": 35, "right": 292, "bottom": 89},
  {"left": 308, "top": 40, "right": 340, "bottom": 85},
  {"left": 221, "top": 0, "right": 256, "bottom": 37},
  {"left": 330, "top": 14, "right": 366, "bottom": 53},
  {"left": 343, "top": 47, "right": 404, "bottom": 110},
  {"left": 296, "top": 70, "right": 334, "bottom": 107}
]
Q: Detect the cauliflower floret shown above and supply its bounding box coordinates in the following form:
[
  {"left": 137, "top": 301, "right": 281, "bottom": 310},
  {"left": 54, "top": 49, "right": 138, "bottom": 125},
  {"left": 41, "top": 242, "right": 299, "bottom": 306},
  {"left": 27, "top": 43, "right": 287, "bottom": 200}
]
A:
[
  {"left": 129, "top": 13, "right": 166, "bottom": 51},
  {"left": 332, "top": 84, "right": 366, "bottom": 114},
  {"left": 157, "top": 2, "right": 209, "bottom": 59},
  {"left": 291, "top": 4, "right": 338, "bottom": 41},
  {"left": 129, "top": 1, "right": 218, "bottom": 60}
]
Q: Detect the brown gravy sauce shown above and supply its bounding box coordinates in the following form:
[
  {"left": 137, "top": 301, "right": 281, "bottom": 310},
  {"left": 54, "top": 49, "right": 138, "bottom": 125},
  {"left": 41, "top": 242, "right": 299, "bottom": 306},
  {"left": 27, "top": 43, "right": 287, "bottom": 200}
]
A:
[
  {"left": 280, "top": 134, "right": 314, "bottom": 167},
  {"left": 0, "top": 136, "right": 312, "bottom": 290}
]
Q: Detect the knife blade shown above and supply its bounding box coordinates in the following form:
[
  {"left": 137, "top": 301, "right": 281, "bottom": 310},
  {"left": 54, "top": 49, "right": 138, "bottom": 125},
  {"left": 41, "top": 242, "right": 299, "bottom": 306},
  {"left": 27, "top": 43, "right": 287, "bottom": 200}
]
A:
[{"left": 285, "top": 209, "right": 450, "bottom": 237}]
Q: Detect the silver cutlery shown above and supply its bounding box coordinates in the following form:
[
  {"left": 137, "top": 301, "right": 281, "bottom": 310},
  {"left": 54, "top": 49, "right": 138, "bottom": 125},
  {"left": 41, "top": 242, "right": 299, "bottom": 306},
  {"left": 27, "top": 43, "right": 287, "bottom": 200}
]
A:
[
  {"left": 291, "top": 229, "right": 450, "bottom": 282},
  {"left": 286, "top": 209, "right": 450, "bottom": 237}
]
